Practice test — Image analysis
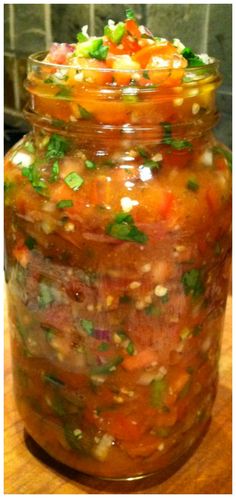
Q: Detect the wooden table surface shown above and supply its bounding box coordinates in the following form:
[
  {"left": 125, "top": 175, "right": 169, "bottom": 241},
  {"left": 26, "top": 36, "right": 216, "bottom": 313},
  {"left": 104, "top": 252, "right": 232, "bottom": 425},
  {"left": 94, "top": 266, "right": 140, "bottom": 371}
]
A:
[{"left": 4, "top": 297, "right": 232, "bottom": 495}]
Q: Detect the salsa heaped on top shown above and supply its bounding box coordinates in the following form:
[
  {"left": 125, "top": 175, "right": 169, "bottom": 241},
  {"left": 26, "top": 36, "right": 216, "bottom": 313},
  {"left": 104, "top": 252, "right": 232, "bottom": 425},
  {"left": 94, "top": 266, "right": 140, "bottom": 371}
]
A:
[
  {"left": 43, "top": 8, "right": 210, "bottom": 87},
  {"left": 5, "top": 7, "right": 231, "bottom": 481}
]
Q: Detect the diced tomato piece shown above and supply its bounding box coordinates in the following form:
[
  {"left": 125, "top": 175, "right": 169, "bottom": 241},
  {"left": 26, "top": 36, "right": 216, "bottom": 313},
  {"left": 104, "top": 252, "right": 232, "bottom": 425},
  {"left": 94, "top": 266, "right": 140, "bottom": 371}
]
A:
[
  {"left": 162, "top": 147, "right": 193, "bottom": 169},
  {"left": 13, "top": 244, "right": 30, "bottom": 268},
  {"left": 101, "top": 411, "right": 144, "bottom": 442},
  {"left": 125, "top": 19, "right": 141, "bottom": 39},
  {"left": 133, "top": 43, "right": 176, "bottom": 68},
  {"left": 159, "top": 191, "right": 175, "bottom": 218},
  {"left": 122, "top": 348, "right": 158, "bottom": 371},
  {"left": 206, "top": 186, "right": 221, "bottom": 212}
]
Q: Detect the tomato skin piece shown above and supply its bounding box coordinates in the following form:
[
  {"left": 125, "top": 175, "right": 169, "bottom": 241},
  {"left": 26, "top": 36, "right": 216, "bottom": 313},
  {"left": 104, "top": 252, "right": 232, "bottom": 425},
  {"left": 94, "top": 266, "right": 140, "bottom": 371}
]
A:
[
  {"left": 125, "top": 19, "right": 141, "bottom": 39},
  {"left": 101, "top": 412, "right": 144, "bottom": 442},
  {"left": 133, "top": 43, "right": 177, "bottom": 68},
  {"left": 159, "top": 191, "right": 175, "bottom": 219},
  {"left": 122, "top": 348, "right": 158, "bottom": 371},
  {"left": 206, "top": 186, "right": 221, "bottom": 213},
  {"left": 162, "top": 148, "right": 193, "bottom": 169}
]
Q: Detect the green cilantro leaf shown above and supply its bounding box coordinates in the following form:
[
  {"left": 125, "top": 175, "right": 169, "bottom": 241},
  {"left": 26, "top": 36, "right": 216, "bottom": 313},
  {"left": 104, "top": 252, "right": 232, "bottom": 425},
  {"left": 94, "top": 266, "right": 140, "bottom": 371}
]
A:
[
  {"left": 181, "top": 269, "right": 204, "bottom": 297},
  {"left": 126, "top": 8, "right": 136, "bottom": 20},
  {"left": 46, "top": 134, "right": 70, "bottom": 160},
  {"left": 106, "top": 213, "right": 148, "bottom": 244},
  {"left": 50, "top": 160, "right": 60, "bottom": 182},
  {"left": 56, "top": 199, "right": 74, "bottom": 209},
  {"left": 182, "top": 47, "right": 205, "bottom": 67},
  {"left": 25, "top": 236, "right": 36, "bottom": 250},
  {"left": 212, "top": 146, "right": 232, "bottom": 172},
  {"left": 78, "top": 105, "right": 93, "bottom": 119},
  {"left": 186, "top": 178, "right": 199, "bottom": 191},
  {"left": 85, "top": 159, "right": 96, "bottom": 169}
]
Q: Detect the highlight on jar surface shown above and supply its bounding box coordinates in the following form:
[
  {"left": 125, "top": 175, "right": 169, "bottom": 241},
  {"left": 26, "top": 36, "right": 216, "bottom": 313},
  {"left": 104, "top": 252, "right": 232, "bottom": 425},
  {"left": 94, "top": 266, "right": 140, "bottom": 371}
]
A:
[{"left": 5, "top": 8, "right": 232, "bottom": 480}]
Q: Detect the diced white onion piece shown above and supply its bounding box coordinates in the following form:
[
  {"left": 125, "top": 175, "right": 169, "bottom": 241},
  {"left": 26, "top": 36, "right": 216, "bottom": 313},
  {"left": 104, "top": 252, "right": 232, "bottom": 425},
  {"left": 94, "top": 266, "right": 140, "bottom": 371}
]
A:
[
  {"left": 154, "top": 285, "right": 168, "bottom": 297},
  {"left": 201, "top": 150, "right": 213, "bottom": 167},
  {"left": 93, "top": 434, "right": 114, "bottom": 462},
  {"left": 12, "top": 151, "right": 34, "bottom": 167}
]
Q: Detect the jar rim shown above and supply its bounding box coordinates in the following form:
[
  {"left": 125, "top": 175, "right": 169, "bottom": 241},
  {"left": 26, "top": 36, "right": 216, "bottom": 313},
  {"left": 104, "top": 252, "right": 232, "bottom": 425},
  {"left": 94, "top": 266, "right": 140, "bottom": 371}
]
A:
[{"left": 28, "top": 50, "right": 220, "bottom": 75}]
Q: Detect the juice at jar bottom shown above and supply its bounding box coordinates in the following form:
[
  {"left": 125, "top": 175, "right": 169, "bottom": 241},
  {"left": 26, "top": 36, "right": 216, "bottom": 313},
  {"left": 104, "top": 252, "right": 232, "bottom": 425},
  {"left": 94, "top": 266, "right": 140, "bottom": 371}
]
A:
[{"left": 4, "top": 11, "right": 232, "bottom": 480}]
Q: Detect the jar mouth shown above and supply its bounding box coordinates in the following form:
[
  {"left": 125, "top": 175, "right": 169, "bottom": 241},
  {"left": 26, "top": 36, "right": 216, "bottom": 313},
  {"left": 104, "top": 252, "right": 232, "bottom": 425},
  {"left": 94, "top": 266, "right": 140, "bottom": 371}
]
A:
[{"left": 28, "top": 51, "right": 219, "bottom": 79}]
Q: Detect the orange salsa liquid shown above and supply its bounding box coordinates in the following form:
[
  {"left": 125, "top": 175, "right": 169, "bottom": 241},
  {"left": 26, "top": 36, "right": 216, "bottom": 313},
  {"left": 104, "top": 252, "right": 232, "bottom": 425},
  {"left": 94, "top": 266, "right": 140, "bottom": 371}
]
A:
[{"left": 5, "top": 63, "right": 231, "bottom": 479}]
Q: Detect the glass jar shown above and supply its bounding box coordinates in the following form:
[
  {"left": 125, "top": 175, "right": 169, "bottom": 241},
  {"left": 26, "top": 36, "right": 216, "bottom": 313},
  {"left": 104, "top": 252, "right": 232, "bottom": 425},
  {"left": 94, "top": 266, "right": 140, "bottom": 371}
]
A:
[{"left": 5, "top": 54, "right": 232, "bottom": 480}]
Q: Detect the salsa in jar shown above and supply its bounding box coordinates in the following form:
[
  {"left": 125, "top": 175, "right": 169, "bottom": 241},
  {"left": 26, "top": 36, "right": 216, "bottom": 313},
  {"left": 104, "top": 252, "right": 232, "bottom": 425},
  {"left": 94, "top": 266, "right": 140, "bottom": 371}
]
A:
[{"left": 5, "top": 9, "right": 232, "bottom": 480}]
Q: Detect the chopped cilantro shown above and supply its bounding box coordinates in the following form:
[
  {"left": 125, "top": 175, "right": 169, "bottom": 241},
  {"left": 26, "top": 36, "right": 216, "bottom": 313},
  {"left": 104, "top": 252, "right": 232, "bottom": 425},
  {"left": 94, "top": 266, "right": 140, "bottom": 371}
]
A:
[
  {"left": 50, "top": 160, "right": 60, "bottom": 182},
  {"left": 214, "top": 241, "right": 221, "bottom": 256},
  {"left": 91, "top": 356, "right": 123, "bottom": 375},
  {"left": 56, "top": 87, "right": 71, "bottom": 99},
  {"left": 46, "top": 134, "right": 69, "bottom": 160},
  {"left": 145, "top": 304, "right": 161, "bottom": 316},
  {"left": 78, "top": 105, "right": 92, "bottom": 119},
  {"left": 43, "top": 373, "right": 64, "bottom": 387},
  {"left": 106, "top": 212, "right": 148, "bottom": 244},
  {"left": 85, "top": 159, "right": 96, "bottom": 169},
  {"left": 51, "top": 119, "right": 65, "bottom": 128},
  {"left": 142, "top": 159, "right": 161, "bottom": 170},
  {"left": 181, "top": 269, "right": 204, "bottom": 297},
  {"left": 212, "top": 146, "right": 232, "bottom": 172},
  {"left": 126, "top": 341, "right": 135, "bottom": 355},
  {"left": 98, "top": 342, "right": 110, "bottom": 352},
  {"left": 22, "top": 163, "right": 47, "bottom": 195},
  {"left": 137, "top": 147, "right": 149, "bottom": 158},
  {"left": 38, "top": 282, "right": 54, "bottom": 308},
  {"left": 192, "top": 324, "right": 203, "bottom": 336},
  {"left": 182, "top": 47, "right": 205, "bottom": 68},
  {"left": 119, "top": 294, "right": 132, "bottom": 304},
  {"left": 126, "top": 7, "right": 135, "bottom": 20},
  {"left": 56, "top": 199, "right": 74, "bottom": 209},
  {"left": 81, "top": 319, "right": 94, "bottom": 336},
  {"left": 44, "top": 76, "right": 54, "bottom": 84},
  {"left": 64, "top": 171, "right": 84, "bottom": 190},
  {"left": 161, "top": 122, "right": 192, "bottom": 150},
  {"left": 161, "top": 292, "right": 169, "bottom": 304},
  {"left": 25, "top": 236, "right": 36, "bottom": 250},
  {"left": 186, "top": 178, "right": 199, "bottom": 191},
  {"left": 143, "top": 70, "right": 150, "bottom": 79}
]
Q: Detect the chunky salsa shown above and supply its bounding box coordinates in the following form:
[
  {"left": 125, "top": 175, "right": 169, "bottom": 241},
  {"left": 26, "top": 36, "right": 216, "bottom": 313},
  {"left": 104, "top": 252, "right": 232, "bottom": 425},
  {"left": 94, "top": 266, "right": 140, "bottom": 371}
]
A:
[{"left": 5, "top": 9, "right": 232, "bottom": 479}]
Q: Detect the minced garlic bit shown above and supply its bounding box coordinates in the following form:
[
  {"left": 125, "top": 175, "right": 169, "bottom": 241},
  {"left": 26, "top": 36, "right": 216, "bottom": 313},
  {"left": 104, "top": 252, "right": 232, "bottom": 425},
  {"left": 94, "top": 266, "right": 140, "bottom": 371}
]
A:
[
  {"left": 141, "top": 262, "right": 152, "bottom": 273},
  {"left": 64, "top": 222, "right": 75, "bottom": 232},
  {"left": 106, "top": 295, "right": 114, "bottom": 307},
  {"left": 173, "top": 97, "right": 184, "bottom": 107},
  {"left": 135, "top": 300, "right": 145, "bottom": 310},
  {"left": 201, "top": 150, "right": 213, "bottom": 167},
  {"left": 93, "top": 434, "right": 114, "bottom": 462},
  {"left": 151, "top": 153, "right": 163, "bottom": 162},
  {"left": 120, "top": 196, "right": 139, "bottom": 212},
  {"left": 73, "top": 428, "right": 83, "bottom": 439},
  {"left": 158, "top": 443, "right": 165, "bottom": 451},
  {"left": 192, "top": 102, "right": 200, "bottom": 115},
  {"left": 129, "top": 281, "right": 141, "bottom": 289},
  {"left": 154, "top": 285, "right": 168, "bottom": 297}
]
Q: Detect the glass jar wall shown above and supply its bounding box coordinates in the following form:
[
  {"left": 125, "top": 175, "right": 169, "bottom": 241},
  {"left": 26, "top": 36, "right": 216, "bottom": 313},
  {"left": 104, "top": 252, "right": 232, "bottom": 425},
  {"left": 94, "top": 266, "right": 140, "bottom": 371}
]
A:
[{"left": 4, "top": 55, "right": 232, "bottom": 480}]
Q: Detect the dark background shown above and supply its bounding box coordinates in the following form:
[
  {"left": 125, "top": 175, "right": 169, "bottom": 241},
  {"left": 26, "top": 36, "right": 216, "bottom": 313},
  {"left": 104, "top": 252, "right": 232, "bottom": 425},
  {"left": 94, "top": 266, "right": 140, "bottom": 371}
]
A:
[{"left": 4, "top": 3, "right": 232, "bottom": 151}]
